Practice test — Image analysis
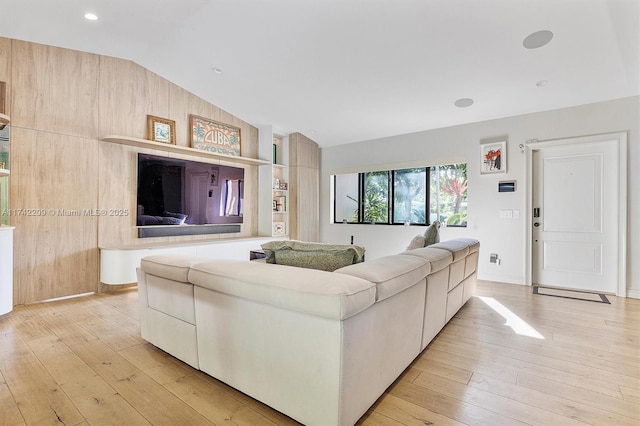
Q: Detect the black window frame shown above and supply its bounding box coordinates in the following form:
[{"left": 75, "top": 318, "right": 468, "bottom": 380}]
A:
[{"left": 332, "top": 163, "right": 467, "bottom": 227}]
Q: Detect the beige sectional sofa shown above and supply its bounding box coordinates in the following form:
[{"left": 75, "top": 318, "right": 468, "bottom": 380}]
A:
[{"left": 136, "top": 238, "right": 479, "bottom": 426}]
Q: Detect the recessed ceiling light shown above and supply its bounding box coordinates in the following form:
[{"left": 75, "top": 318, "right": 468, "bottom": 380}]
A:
[
  {"left": 523, "top": 30, "right": 553, "bottom": 49},
  {"left": 536, "top": 80, "right": 549, "bottom": 87},
  {"left": 212, "top": 67, "right": 223, "bottom": 74},
  {"left": 454, "top": 98, "right": 474, "bottom": 108},
  {"left": 84, "top": 13, "right": 98, "bottom": 21}
]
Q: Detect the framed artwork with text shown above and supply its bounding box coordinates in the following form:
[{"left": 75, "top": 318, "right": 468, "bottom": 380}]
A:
[{"left": 190, "top": 114, "right": 241, "bottom": 156}]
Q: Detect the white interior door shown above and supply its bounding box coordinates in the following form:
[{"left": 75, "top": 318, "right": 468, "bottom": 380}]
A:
[{"left": 532, "top": 136, "right": 621, "bottom": 294}]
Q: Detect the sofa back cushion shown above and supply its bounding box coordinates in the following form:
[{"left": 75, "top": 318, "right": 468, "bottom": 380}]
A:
[
  {"left": 336, "top": 255, "right": 430, "bottom": 302},
  {"left": 399, "top": 247, "right": 453, "bottom": 273},
  {"left": 189, "top": 259, "right": 376, "bottom": 320}
]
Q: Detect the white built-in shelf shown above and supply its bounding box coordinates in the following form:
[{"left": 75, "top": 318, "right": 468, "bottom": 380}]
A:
[
  {"left": 101, "top": 135, "right": 271, "bottom": 166},
  {"left": 273, "top": 163, "right": 287, "bottom": 169},
  {"left": 0, "top": 113, "right": 9, "bottom": 127},
  {"left": 0, "top": 169, "right": 9, "bottom": 177}
]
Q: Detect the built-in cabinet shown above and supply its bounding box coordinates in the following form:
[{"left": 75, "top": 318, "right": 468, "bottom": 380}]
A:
[
  {"left": 259, "top": 126, "right": 289, "bottom": 236},
  {"left": 258, "top": 128, "right": 319, "bottom": 240}
]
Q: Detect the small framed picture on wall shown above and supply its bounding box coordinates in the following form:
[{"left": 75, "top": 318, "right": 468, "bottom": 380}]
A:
[
  {"left": 481, "top": 140, "right": 507, "bottom": 174},
  {"left": 147, "top": 115, "right": 176, "bottom": 145}
]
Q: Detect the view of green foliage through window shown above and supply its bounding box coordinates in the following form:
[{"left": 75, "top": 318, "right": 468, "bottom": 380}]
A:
[{"left": 333, "top": 163, "right": 467, "bottom": 226}]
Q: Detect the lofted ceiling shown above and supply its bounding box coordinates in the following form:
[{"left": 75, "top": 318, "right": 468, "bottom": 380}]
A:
[{"left": 1, "top": 0, "right": 638, "bottom": 147}]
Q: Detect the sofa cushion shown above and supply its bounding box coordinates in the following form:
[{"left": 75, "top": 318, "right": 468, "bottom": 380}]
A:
[
  {"left": 423, "top": 221, "right": 441, "bottom": 246},
  {"left": 399, "top": 247, "right": 453, "bottom": 273},
  {"left": 406, "top": 235, "right": 426, "bottom": 250},
  {"left": 336, "top": 255, "right": 429, "bottom": 302},
  {"left": 455, "top": 237, "right": 480, "bottom": 254},
  {"left": 261, "top": 240, "right": 365, "bottom": 271},
  {"left": 189, "top": 259, "right": 375, "bottom": 320},
  {"left": 429, "top": 239, "right": 471, "bottom": 262},
  {"left": 141, "top": 254, "right": 209, "bottom": 283}
]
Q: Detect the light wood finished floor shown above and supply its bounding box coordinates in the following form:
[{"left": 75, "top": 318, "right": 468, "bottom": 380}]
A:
[{"left": 0, "top": 281, "right": 638, "bottom": 425}]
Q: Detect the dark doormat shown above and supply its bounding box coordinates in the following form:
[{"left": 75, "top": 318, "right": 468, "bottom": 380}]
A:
[{"left": 533, "top": 286, "right": 611, "bottom": 304}]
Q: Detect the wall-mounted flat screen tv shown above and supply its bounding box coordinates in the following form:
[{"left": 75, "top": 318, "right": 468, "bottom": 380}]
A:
[{"left": 136, "top": 153, "right": 244, "bottom": 227}]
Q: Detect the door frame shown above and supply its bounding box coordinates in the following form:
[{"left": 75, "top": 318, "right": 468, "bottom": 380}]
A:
[{"left": 524, "top": 132, "right": 628, "bottom": 296}]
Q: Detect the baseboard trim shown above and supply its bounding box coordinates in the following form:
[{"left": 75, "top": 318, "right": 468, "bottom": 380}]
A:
[{"left": 626, "top": 289, "right": 640, "bottom": 299}]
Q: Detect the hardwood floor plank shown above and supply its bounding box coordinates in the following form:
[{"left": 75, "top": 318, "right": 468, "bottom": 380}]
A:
[
  {"left": 71, "top": 339, "right": 215, "bottom": 425},
  {"left": 119, "top": 343, "right": 284, "bottom": 426},
  {"left": 0, "top": 370, "right": 26, "bottom": 426},
  {"left": 0, "top": 333, "right": 85, "bottom": 425},
  {"left": 433, "top": 334, "right": 629, "bottom": 400},
  {"left": 27, "top": 334, "right": 151, "bottom": 425},
  {"left": 363, "top": 394, "right": 465, "bottom": 426},
  {"left": 412, "top": 370, "right": 587, "bottom": 426},
  {"left": 358, "top": 410, "right": 405, "bottom": 425},
  {"left": 388, "top": 378, "right": 530, "bottom": 425},
  {"left": 419, "top": 347, "right": 520, "bottom": 384},
  {"left": 73, "top": 311, "right": 141, "bottom": 352},
  {"left": 445, "top": 319, "right": 640, "bottom": 379},
  {"left": 469, "top": 372, "right": 638, "bottom": 425},
  {"left": 410, "top": 357, "right": 473, "bottom": 385},
  {"left": 515, "top": 370, "right": 640, "bottom": 419},
  {"left": 620, "top": 384, "right": 640, "bottom": 404}
]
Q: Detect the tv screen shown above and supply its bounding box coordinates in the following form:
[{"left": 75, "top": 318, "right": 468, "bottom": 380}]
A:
[{"left": 136, "top": 153, "right": 244, "bottom": 226}]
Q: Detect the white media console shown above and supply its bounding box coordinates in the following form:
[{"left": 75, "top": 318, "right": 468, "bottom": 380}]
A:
[{"left": 100, "top": 236, "right": 286, "bottom": 285}]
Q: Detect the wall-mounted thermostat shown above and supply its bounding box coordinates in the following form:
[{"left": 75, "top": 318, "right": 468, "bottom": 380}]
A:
[{"left": 498, "top": 180, "right": 516, "bottom": 192}]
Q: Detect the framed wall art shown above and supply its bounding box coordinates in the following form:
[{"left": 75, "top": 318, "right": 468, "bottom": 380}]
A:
[
  {"left": 481, "top": 141, "right": 506, "bottom": 174},
  {"left": 147, "top": 115, "right": 176, "bottom": 144},
  {"left": 272, "top": 222, "right": 286, "bottom": 235},
  {"left": 190, "top": 114, "right": 241, "bottom": 156}
]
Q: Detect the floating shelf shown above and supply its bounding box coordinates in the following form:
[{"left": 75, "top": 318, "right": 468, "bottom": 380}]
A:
[
  {"left": 0, "top": 169, "right": 8, "bottom": 177},
  {"left": 0, "top": 113, "right": 8, "bottom": 126},
  {"left": 101, "top": 135, "right": 271, "bottom": 166}
]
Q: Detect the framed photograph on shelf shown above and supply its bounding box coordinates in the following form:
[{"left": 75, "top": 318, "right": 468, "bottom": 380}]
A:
[
  {"left": 147, "top": 115, "right": 176, "bottom": 144},
  {"left": 272, "top": 222, "right": 286, "bottom": 235},
  {"left": 190, "top": 114, "right": 241, "bottom": 156},
  {"left": 278, "top": 182, "right": 288, "bottom": 190},
  {"left": 481, "top": 141, "right": 507, "bottom": 174},
  {"left": 275, "top": 195, "right": 286, "bottom": 212},
  {"left": 272, "top": 200, "right": 277, "bottom": 211}
]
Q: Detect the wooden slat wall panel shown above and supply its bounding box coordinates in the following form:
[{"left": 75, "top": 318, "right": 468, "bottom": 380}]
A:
[
  {"left": 11, "top": 129, "right": 98, "bottom": 303},
  {"left": 7, "top": 38, "right": 260, "bottom": 303},
  {"left": 98, "top": 56, "right": 170, "bottom": 139},
  {"left": 0, "top": 38, "right": 11, "bottom": 116},
  {"left": 288, "top": 133, "right": 319, "bottom": 242},
  {"left": 11, "top": 40, "right": 99, "bottom": 138}
]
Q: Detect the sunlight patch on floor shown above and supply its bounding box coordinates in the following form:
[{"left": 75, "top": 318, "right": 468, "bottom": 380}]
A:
[{"left": 477, "top": 296, "right": 545, "bottom": 339}]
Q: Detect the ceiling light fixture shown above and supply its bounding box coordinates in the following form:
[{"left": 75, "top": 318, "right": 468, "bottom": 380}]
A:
[
  {"left": 523, "top": 30, "right": 553, "bottom": 49},
  {"left": 454, "top": 98, "right": 474, "bottom": 108},
  {"left": 212, "top": 67, "right": 223, "bottom": 74},
  {"left": 84, "top": 12, "right": 98, "bottom": 21}
]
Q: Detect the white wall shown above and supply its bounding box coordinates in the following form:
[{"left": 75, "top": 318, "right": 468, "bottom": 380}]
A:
[{"left": 320, "top": 96, "right": 639, "bottom": 297}]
